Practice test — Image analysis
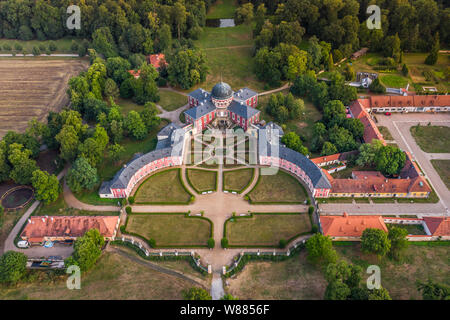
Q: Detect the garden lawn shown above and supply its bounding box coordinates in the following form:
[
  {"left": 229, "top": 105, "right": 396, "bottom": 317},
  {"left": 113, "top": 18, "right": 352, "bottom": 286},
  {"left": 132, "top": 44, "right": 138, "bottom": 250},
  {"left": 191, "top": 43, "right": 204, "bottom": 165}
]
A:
[
  {"left": 134, "top": 169, "right": 192, "bottom": 204},
  {"left": 158, "top": 90, "right": 187, "bottom": 111},
  {"left": 206, "top": 0, "right": 236, "bottom": 19},
  {"left": 34, "top": 193, "right": 118, "bottom": 216},
  {"left": 226, "top": 213, "right": 311, "bottom": 247},
  {"left": 247, "top": 169, "right": 308, "bottom": 203},
  {"left": 186, "top": 168, "right": 217, "bottom": 193},
  {"left": 390, "top": 223, "right": 427, "bottom": 235},
  {"left": 431, "top": 160, "right": 450, "bottom": 190},
  {"left": 195, "top": 24, "right": 252, "bottom": 49},
  {"left": 0, "top": 251, "right": 195, "bottom": 300},
  {"left": 223, "top": 168, "right": 254, "bottom": 192},
  {"left": 378, "top": 126, "right": 394, "bottom": 140},
  {"left": 380, "top": 75, "right": 410, "bottom": 88},
  {"left": 410, "top": 125, "right": 450, "bottom": 153},
  {"left": 126, "top": 214, "right": 211, "bottom": 247},
  {"left": 335, "top": 243, "right": 450, "bottom": 300}
]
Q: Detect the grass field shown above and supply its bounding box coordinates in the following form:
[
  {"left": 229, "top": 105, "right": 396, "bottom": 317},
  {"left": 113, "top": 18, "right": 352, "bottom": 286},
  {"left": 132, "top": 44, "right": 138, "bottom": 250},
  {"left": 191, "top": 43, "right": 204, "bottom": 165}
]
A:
[
  {"left": 226, "top": 213, "right": 311, "bottom": 247},
  {"left": 126, "top": 214, "right": 211, "bottom": 247},
  {"left": 335, "top": 243, "right": 450, "bottom": 300},
  {"left": 380, "top": 74, "right": 409, "bottom": 88},
  {"left": 226, "top": 250, "right": 327, "bottom": 299},
  {"left": 0, "top": 58, "right": 88, "bottom": 138},
  {"left": 158, "top": 90, "right": 187, "bottom": 111},
  {"left": 390, "top": 223, "right": 427, "bottom": 235},
  {"left": 410, "top": 125, "right": 450, "bottom": 153},
  {"left": 186, "top": 168, "right": 217, "bottom": 193},
  {"left": 248, "top": 169, "right": 308, "bottom": 204},
  {"left": 115, "top": 97, "right": 146, "bottom": 115},
  {"left": 223, "top": 168, "right": 254, "bottom": 192},
  {"left": 378, "top": 126, "right": 394, "bottom": 140},
  {"left": 194, "top": 24, "right": 253, "bottom": 49},
  {"left": 134, "top": 169, "right": 192, "bottom": 204},
  {"left": 206, "top": 0, "right": 236, "bottom": 19},
  {"left": 0, "top": 38, "right": 84, "bottom": 54},
  {"left": 431, "top": 160, "right": 450, "bottom": 190},
  {"left": 0, "top": 251, "right": 196, "bottom": 300},
  {"left": 34, "top": 192, "right": 118, "bottom": 216}
]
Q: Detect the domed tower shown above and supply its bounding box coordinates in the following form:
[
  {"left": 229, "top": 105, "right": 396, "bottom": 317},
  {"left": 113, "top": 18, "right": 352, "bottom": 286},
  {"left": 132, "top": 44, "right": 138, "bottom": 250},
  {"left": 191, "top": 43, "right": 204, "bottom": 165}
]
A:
[{"left": 211, "top": 82, "right": 233, "bottom": 108}]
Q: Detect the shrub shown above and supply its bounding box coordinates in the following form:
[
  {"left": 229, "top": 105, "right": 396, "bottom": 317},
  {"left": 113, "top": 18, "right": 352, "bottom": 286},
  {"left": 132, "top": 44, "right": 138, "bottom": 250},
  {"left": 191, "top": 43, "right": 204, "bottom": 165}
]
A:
[
  {"left": 119, "top": 225, "right": 126, "bottom": 233},
  {"left": 157, "top": 77, "right": 167, "bottom": 87},
  {"left": 148, "top": 238, "right": 156, "bottom": 248},
  {"left": 207, "top": 238, "right": 215, "bottom": 249},
  {"left": 279, "top": 239, "right": 287, "bottom": 248},
  {"left": 48, "top": 41, "right": 57, "bottom": 52},
  {"left": 311, "top": 225, "right": 319, "bottom": 233},
  {"left": 125, "top": 206, "right": 132, "bottom": 214},
  {"left": 308, "top": 206, "right": 314, "bottom": 215},
  {"left": 128, "top": 196, "right": 135, "bottom": 204},
  {"left": 71, "top": 40, "right": 79, "bottom": 52},
  {"left": 2, "top": 44, "right": 12, "bottom": 51},
  {"left": 32, "top": 46, "right": 40, "bottom": 56},
  {"left": 221, "top": 238, "right": 229, "bottom": 248},
  {"left": 120, "top": 198, "right": 127, "bottom": 206},
  {"left": 39, "top": 44, "right": 46, "bottom": 51},
  {"left": 14, "top": 43, "right": 22, "bottom": 51}
]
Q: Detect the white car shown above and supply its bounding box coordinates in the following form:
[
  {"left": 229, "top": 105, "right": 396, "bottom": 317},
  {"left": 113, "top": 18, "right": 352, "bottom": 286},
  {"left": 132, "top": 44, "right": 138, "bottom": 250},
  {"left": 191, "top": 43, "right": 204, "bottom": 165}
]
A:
[{"left": 17, "top": 240, "right": 29, "bottom": 248}]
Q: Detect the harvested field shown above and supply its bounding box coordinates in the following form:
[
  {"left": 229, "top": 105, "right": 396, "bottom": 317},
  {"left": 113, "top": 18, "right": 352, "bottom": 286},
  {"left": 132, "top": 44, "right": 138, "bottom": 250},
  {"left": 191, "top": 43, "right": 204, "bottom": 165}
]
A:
[{"left": 0, "top": 58, "right": 88, "bottom": 138}]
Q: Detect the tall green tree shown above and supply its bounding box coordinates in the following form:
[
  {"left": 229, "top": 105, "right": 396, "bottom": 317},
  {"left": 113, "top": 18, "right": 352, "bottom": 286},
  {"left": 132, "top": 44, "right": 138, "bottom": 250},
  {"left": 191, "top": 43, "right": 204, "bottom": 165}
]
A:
[
  {"left": 66, "top": 157, "right": 99, "bottom": 193},
  {"left": 361, "top": 228, "right": 391, "bottom": 258},
  {"left": 31, "top": 169, "right": 60, "bottom": 204},
  {"left": 0, "top": 251, "right": 27, "bottom": 284}
]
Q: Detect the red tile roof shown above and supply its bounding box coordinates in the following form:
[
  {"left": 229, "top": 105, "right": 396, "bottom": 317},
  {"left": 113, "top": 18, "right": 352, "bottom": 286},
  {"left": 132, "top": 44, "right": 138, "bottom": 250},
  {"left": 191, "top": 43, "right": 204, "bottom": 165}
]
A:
[
  {"left": 367, "top": 95, "right": 450, "bottom": 109},
  {"left": 311, "top": 153, "right": 341, "bottom": 165},
  {"left": 21, "top": 216, "right": 119, "bottom": 242},
  {"left": 128, "top": 70, "right": 141, "bottom": 79},
  {"left": 321, "top": 213, "right": 388, "bottom": 237},
  {"left": 423, "top": 217, "right": 450, "bottom": 236},
  {"left": 349, "top": 100, "right": 386, "bottom": 145},
  {"left": 148, "top": 53, "right": 166, "bottom": 69}
]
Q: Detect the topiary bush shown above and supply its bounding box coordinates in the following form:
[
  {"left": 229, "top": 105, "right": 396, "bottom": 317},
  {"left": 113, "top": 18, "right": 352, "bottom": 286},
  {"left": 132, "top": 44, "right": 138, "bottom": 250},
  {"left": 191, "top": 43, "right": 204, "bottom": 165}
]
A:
[
  {"left": 119, "top": 225, "right": 126, "bottom": 233},
  {"left": 279, "top": 239, "right": 287, "bottom": 249},
  {"left": 128, "top": 196, "right": 135, "bottom": 204},
  {"left": 125, "top": 206, "right": 132, "bottom": 214},
  {"left": 207, "top": 238, "right": 215, "bottom": 249},
  {"left": 148, "top": 238, "right": 156, "bottom": 248},
  {"left": 308, "top": 206, "right": 314, "bottom": 215},
  {"left": 221, "top": 238, "right": 229, "bottom": 248}
]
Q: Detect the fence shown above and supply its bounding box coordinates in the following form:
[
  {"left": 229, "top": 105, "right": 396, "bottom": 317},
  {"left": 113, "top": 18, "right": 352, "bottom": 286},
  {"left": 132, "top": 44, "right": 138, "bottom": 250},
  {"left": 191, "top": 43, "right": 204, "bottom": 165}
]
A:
[{"left": 111, "top": 237, "right": 210, "bottom": 275}]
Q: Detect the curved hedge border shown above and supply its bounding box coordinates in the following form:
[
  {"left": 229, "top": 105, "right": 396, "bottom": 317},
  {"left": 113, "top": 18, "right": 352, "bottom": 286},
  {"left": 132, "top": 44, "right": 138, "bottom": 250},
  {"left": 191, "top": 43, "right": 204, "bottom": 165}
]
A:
[
  {"left": 224, "top": 242, "right": 306, "bottom": 278},
  {"left": 110, "top": 240, "right": 208, "bottom": 276},
  {"left": 185, "top": 168, "right": 218, "bottom": 194},
  {"left": 223, "top": 212, "right": 313, "bottom": 249},
  {"left": 134, "top": 167, "right": 195, "bottom": 205},
  {"left": 222, "top": 167, "right": 255, "bottom": 194},
  {"left": 121, "top": 212, "right": 214, "bottom": 249}
]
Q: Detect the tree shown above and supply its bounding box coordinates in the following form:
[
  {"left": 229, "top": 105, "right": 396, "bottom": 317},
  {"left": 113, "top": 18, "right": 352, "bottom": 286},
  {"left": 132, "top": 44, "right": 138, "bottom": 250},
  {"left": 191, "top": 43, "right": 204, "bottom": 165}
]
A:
[
  {"left": 375, "top": 145, "right": 406, "bottom": 176},
  {"left": 369, "top": 78, "right": 386, "bottom": 94},
  {"left": 235, "top": 3, "right": 254, "bottom": 25},
  {"left": 0, "top": 142, "right": 11, "bottom": 183},
  {"left": 167, "top": 49, "right": 208, "bottom": 89},
  {"left": 221, "top": 294, "right": 238, "bottom": 300},
  {"left": 0, "top": 251, "right": 27, "bottom": 284},
  {"left": 140, "top": 102, "right": 161, "bottom": 131},
  {"left": 286, "top": 51, "right": 308, "bottom": 82},
  {"left": 125, "top": 111, "right": 147, "bottom": 140},
  {"left": 417, "top": 280, "right": 450, "bottom": 300},
  {"left": 323, "top": 100, "right": 346, "bottom": 127},
  {"left": 342, "top": 118, "right": 364, "bottom": 140},
  {"left": 356, "top": 140, "right": 384, "bottom": 167},
  {"left": 361, "top": 228, "right": 391, "bottom": 258},
  {"left": 66, "top": 157, "right": 99, "bottom": 193},
  {"left": 321, "top": 141, "right": 338, "bottom": 156},
  {"left": 68, "top": 229, "right": 105, "bottom": 272},
  {"left": 343, "top": 63, "right": 355, "bottom": 81},
  {"left": 32, "top": 46, "right": 40, "bottom": 56},
  {"left": 388, "top": 226, "right": 409, "bottom": 260},
  {"left": 183, "top": 287, "right": 212, "bottom": 300},
  {"left": 8, "top": 143, "right": 38, "bottom": 185},
  {"left": 172, "top": 2, "right": 187, "bottom": 40},
  {"left": 108, "top": 143, "right": 124, "bottom": 162},
  {"left": 324, "top": 280, "right": 351, "bottom": 300},
  {"left": 425, "top": 32, "right": 439, "bottom": 65},
  {"left": 104, "top": 78, "right": 119, "bottom": 98},
  {"left": 207, "top": 238, "right": 215, "bottom": 249},
  {"left": 328, "top": 125, "right": 357, "bottom": 152},
  {"left": 402, "top": 64, "right": 409, "bottom": 76},
  {"left": 368, "top": 286, "right": 392, "bottom": 300},
  {"left": 306, "top": 233, "right": 338, "bottom": 265},
  {"left": 281, "top": 132, "right": 308, "bottom": 156},
  {"left": 157, "top": 24, "right": 172, "bottom": 51},
  {"left": 31, "top": 170, "right": 60, "bottom": 204},
  {"left": 92, "top": 27, "right": 118, "bottom": 58}
]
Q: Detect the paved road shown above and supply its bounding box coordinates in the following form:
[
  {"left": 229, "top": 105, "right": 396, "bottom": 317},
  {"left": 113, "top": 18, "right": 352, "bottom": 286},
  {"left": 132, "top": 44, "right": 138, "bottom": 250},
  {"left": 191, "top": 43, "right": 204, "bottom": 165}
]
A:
[{"left": 319, "top": 113, "right": 450, "bottom": 216}]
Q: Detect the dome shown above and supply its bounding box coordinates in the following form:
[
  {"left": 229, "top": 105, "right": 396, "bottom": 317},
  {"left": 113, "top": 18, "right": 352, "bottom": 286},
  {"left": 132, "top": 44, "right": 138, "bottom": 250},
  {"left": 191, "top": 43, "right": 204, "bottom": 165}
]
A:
[{"left": 211, "top": 82, "right": 233, "bottom": 100}]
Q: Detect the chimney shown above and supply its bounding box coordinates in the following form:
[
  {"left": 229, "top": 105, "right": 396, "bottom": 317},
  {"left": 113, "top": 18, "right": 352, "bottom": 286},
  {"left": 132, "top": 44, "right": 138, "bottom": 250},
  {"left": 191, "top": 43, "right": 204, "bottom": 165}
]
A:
[
  {"left": 41, "top": 218, "right": 45, "bottom": 223},
  {"left": 28, "top": 219, "right": 31, "bottom": 223}
]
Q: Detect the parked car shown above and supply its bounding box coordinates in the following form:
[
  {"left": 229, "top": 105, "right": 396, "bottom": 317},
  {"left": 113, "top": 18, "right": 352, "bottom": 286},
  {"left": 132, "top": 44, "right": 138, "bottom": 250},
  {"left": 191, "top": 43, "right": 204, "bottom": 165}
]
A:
[
  {"left": 385, "top": 112, "right": 392, "bottom": 116},
  {"left": 17, "top": 240, "right": 29, "bottom": 248}
]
